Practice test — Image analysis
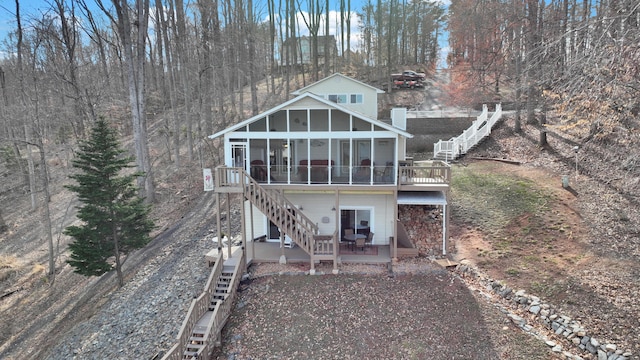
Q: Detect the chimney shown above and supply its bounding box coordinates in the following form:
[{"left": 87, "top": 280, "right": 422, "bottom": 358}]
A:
[{"left": 391, "top": 108, "right": 407, "bottom": 131}]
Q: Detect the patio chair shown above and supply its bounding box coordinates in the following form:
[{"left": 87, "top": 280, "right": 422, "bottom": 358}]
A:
[
  {"left": 250, "top": 160, "right": 267, "bottom": 181},
  {"left": 355, "top": 237, "right": 366, "bottom": 252},
  {"left": 344, "top": 228, "right": 354, "bottom": 237},
  {"left": 354, "top": 159, "right": 371, "bottom": 182},
  {"left": 365, "top": 232, "right": 374, "bottom": 247}
]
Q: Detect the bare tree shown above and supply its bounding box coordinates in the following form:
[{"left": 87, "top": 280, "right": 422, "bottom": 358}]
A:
[{"left": 99, "top": 0, "right": 155, "bottom": 202}]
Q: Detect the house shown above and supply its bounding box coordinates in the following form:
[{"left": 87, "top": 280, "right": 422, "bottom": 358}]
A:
[
  {"left": 208, "top": 73, "right": 450, "bottom": 274},
  {"left": 279, "top": 35, "right": 337, "bottom": 68}
]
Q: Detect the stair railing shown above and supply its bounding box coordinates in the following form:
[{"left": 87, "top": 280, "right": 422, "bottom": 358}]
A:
[
  {"left": 245, "top": 175, "right": 318, "bottom": 254},
  {"left": 214, "top": 166, "right": 319, "bottom": 255},
  {"left": 202, "top": 249, "right": 245, "bottom": 356},
  {"left": 433, "top": 104, "right": 502, "bottom": 160},
  {"left": 161, "top": 251, "right": 224, "bottom": 360}
]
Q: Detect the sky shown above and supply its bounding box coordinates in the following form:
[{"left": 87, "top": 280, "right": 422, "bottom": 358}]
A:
[{"left": 0, "top": 0, "right": 449, "bottom": 66}]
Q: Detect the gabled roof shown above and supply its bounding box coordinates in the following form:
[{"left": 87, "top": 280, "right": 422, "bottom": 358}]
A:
[
  {"left": 291, "top": 73, "right": 385, "bottom": 95},
  {"left": 208, "top": 92, "right": 412, "bottom": 139}
]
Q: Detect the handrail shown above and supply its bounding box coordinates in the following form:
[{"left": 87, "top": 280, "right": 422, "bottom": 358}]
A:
[
  {"left": 214, "top": 166, "right": 320, "bottom": 256},
  {"left": 206, "top": 250, "right": 245, "bottom": 347},
  {"left": 433, "top": 104, "right": 502, "bottom": 161},
  {"left": 161, "top": 252, "right": 224, "bottom": 360},
  {"left": 195, "top": 250, "right": 246, "bottom": 359}
]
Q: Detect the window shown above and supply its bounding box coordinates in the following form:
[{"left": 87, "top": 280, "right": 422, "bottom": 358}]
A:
[
  {"left": 350, "top": 94, "right": 363, "bottom": 104},
  {"left": 328, "top": 94, "right": 347, "bottom": 104}
]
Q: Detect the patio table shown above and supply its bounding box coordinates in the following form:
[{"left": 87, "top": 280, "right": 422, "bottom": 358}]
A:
[{"left": 343, "top": 233, "right": 366, "bottom": 250}]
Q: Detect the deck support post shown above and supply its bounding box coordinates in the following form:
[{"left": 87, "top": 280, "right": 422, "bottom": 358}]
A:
[{"left": 442, "top": 204, "right": 447, "bottom": 255}]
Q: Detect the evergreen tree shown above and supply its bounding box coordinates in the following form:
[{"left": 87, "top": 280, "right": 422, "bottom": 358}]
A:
[{"left": 64, "top": 118, "right": 154, "bottom": 287}]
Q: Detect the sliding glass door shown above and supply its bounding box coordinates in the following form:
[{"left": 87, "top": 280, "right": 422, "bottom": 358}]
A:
[{"left": 340, "top": 208, "right": 372, "bottom": 240}]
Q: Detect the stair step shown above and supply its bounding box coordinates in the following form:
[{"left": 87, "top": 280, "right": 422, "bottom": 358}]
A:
[
  {"left": 192, "top": 326, "right": 207, "bottom": 335},
  {"left": 186, "top": 343, "right": 204, "bottom": 351},
  {"left": 189, "top": 336, "right": 205, "bottom": 343},
  {"left": 183, "top": 350, "right": 199, "bottom": 358}
]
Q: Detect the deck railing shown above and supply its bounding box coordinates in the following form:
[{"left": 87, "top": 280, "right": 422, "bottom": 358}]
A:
[
  {"left": 399, "top": 163, "right": 450, "bottom": 185},
  {"left": 434, "top": 104, "right": 502, "bottom": 161},
  {"left": 313, "top": 233, "right": 336, "bottom": 255}
]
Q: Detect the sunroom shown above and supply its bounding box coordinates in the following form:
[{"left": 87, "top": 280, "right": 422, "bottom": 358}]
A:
[{"left": 218, "top": 93, "right": 411, "bottom": 186}]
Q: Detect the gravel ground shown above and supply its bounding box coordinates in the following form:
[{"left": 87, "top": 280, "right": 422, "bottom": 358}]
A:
[
  {"left": 209, "top": 262, "right": 555, "bottom": 360},
  {"left": 38, "top": 194, "right": 220, "bottom": 360}
]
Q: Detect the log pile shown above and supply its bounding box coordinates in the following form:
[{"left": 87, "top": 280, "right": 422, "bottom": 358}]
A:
[{"left": 399, "top": 205, "right": 452, "bottom": 256}]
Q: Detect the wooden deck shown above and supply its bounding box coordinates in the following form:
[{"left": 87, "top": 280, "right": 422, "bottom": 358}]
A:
[{"left": 245, "top": 241, "right": 391, "bottom": 265}]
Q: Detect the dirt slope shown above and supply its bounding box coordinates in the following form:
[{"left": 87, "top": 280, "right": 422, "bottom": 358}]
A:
[{"left": 450, "top": 117, "right": 640, "bottom": 355}]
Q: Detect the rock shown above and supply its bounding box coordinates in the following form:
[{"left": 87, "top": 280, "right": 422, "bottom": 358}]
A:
[
  {"left": 499, "top": 287, "right": 512, "bottom": 297},
  {"left": 605, "top": 344, "right": 617, "bottom": 352},
  {"left": 597, "top": 349, "right": 607, "bottom": 360},
  {"left": 529, "top": 305, "right": 541, "bottom": 315},
  {"left": 508, "top": 313, "right": 524, "bottom": 324},
  {"left": 591, "top": 337, "right": 600, "bottom": 347},
  {"left": 546, "top": 340, "right": 557, "bottom": 347},
  {"left": 551, "top": 345, "right": 562, "bottom": 353}
]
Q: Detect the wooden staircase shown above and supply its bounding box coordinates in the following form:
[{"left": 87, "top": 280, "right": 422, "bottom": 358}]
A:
[
  {"left": 162, "top": 252, "right": 245, "bottom": 360},
  {"left": 214, "top": 167, "right": 332, "bottom": 259},
  {"left": 244, "top": 179, "right": 318, "bottom": 255},
  {"left": 181, "top": 266, "right": 234, "bottom": 358}
]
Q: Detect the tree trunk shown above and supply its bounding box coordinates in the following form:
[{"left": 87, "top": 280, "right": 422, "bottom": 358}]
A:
[
  {"left": 525, "top": 0, "right": 539, "bottom": 125},
  {"left": 111, "top": 0, "right": 155, "bottom": 202},
  {"left": 25, "top": 124, "right": 37, "bottom": 210},
  {"left": 37, "top": 142, "right": 55, "bottom": 283},
  {"left": 53, "top": 0, "right": 87, "bottom": 138},
  {"left": 514, "top": 0, "right": 523, "bottom": 133}
]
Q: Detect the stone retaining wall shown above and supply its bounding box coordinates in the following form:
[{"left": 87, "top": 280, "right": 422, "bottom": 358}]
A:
[{"left": 455, "top": 260, "right": 634, "bottom": 360}]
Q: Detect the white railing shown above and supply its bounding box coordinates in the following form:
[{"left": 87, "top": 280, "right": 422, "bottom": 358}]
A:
[
  {"left": 433, "top": 104, "right": 502, "bottom": 161},
  {"left": 406, "top": 109, "right": 481, "bottom": 118}
]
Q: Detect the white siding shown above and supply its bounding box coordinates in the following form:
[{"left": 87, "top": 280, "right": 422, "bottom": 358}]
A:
[
  {"left": 245, "top": 201, "right": 269, "bottom": 240},
  {"left": 298, "top": 78, "right": 379, "bottom": 119},
  {"left": 285, "top": 192, "right": 394, "bottom": 245}
]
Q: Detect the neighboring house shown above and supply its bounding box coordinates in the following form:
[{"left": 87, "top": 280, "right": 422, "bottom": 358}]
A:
[
  {"left": 208, "top": 73, "right": 450, "bottom": 274},
  {"left": 280, "top": 35, "right": 337, "bottom": 67}
]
